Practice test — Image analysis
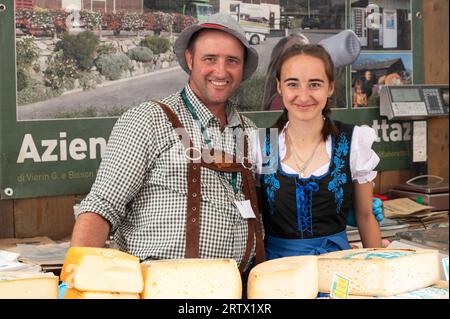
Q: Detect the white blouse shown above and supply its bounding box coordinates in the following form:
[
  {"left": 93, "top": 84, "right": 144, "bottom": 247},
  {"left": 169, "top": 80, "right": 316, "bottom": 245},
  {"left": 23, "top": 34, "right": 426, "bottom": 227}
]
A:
[{"left": 278, "top": 122, "right": 380, "bottom": 183}]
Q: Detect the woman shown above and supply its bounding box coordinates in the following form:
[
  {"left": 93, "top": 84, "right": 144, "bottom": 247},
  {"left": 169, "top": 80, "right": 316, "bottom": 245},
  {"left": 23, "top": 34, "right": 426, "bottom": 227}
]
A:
[{"left": 260, "top": 43, "right": 382, "bottom": 259}]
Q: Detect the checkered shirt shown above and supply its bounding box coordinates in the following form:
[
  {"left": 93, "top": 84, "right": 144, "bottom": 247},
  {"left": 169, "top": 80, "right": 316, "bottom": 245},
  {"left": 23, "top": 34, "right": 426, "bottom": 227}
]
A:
[{"left": 78, "top": 83, "right": 259, "bottom": 268}]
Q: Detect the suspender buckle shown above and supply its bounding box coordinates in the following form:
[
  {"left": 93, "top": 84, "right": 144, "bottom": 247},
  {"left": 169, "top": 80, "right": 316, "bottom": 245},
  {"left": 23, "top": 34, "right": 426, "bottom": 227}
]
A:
[
  {"left": 240, "top": 156, "right": 253, "bottom": 170},
  {"left": 185, "top": 147, "right": 202, "bottom": 161}
]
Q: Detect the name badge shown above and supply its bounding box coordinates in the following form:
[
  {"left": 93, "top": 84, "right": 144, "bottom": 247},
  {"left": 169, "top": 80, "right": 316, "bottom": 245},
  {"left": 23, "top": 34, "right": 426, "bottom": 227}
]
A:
[{"left": 234, "top": 200, "right": 256, "bottom": 219}]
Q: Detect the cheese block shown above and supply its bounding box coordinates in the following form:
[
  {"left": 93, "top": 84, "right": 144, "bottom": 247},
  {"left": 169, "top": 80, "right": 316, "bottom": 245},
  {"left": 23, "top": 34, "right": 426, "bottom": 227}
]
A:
[
  {"left": 140, "top": 258, "right": 242, "bottom": 299},
  {"left": 0, "top": 272, "right": 58, "bottom": 299},
  {"left": 65, "top": 288, "right": 140, "bottom": 299},
  {"left": 247, "top": 256, "right": 318, "bottom": 299},
  {"left": 60, "top": 247, "right": 143, "bottom": 293},
  {"left": 318, "top": 248, "right": 441, "bottom": 296}
]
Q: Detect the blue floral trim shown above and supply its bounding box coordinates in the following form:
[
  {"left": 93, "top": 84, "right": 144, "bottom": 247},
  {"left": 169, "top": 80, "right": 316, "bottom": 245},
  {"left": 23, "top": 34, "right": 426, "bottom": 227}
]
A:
[
  {"left": 264, "top": 174, "right": 280, "bottom": 214},
  {"left": 263, "top": 132, "right": 280, "bottom": 214},
  {"left": 328, "top": 133, "right": 349, "bottom": 214},
  {"left": 296, "top": 180, "right": 319, "bottom": 237}
]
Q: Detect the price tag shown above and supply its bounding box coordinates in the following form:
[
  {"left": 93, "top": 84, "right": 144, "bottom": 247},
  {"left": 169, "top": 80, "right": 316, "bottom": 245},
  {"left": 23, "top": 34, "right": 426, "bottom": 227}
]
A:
[
  {"left": 442, "top": 257, "right": 449, "bottom": 281},
  {"left": 330, "top": 273, "right": 350, "bottom": 299},
  {"left": 234, "top": 200, "right": 256, "bottom": 219}
]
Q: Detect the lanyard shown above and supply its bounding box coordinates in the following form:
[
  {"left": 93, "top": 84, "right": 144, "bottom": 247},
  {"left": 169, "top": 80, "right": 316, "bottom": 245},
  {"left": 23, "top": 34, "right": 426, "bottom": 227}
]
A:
[{"left": 181, "top": 89, "right": 238, "bottom": 193}]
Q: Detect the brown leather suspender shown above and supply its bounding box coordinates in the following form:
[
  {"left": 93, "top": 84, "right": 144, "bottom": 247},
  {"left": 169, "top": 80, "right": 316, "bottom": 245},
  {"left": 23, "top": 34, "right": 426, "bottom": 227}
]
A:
[{"left": 157, "top": 102, "right": 265, "bottom": 272}]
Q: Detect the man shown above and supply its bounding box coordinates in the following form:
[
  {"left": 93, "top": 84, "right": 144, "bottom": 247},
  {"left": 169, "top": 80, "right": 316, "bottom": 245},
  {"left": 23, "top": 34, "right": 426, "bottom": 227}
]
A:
[
  {"left": 360, "top": 69, "right": 377, "bottom": 98},
  {"left": 70, "top": 13, "right": 264, "bottom": 272}
]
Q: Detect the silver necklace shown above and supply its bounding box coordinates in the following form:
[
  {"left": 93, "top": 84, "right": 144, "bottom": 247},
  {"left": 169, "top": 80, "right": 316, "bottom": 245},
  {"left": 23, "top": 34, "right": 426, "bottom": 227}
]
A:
[{"left": 287, "top": 129, "right": 322, "bottom": 176}]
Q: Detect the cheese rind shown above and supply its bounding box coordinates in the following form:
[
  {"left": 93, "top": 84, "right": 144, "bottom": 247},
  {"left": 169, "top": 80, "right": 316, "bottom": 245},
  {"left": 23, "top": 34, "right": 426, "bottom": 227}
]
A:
[
  {"left": 140, "top": 258, "right": 242, "bottom": 299},
  {"left": 0, "top": 272, "right": 58, "bottom": 299},
  {"left": 318, "top": 248, "right": 441, "bottom": 296},
  {"left": 247, "top": 256, "right": 319, "bottom": 299},
  {"left": 64, "top": 288, "right": 140, "bottom": 299},
  {"left": 61, "top": 247, "right": 143, "bottom": 293},
  {"left": 349, "top": 281, "right": 449, "bottom": 299}
]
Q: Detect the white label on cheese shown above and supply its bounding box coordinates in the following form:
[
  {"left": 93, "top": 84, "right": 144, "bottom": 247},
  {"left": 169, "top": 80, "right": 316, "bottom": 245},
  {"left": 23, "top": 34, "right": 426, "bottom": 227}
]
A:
[
  {"left": 330, "top": 273, "right": 350, "bottom": 299},
  {"left": 234, "top": 200, "right": 256, "bottom": 219}
]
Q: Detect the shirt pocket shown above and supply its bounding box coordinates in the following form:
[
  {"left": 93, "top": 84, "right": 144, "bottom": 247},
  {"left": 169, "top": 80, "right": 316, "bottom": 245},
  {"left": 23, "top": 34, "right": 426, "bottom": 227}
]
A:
[{"left": 200, "top": 168, "right": 244, "bottom": 224}]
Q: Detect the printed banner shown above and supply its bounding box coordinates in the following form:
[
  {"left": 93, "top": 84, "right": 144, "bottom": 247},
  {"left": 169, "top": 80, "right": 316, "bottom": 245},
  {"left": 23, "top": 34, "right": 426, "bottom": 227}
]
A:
[{"left": 0, "top": 0, "right": 421, "bottom": 199}]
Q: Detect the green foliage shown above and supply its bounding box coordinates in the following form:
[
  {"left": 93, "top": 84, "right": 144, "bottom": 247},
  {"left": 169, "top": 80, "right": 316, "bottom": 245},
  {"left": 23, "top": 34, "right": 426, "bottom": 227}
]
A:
[
  {"left": 96, "top": 43, "right": 117, "bottom": 56},
  {"left": 78, "top": 71, "right": 103, "bottom": 91},
  {"left": 230, "top": 73, "right": 266, "bottom": 111},
  {"left": 140, "top": 35, "right": 171, "bottom": 55},
  {"left": 44, "top": 50, "right": 79, "bottom": 90},
  {"left": 127, "top": 46, "right": 154, "bottom": 62},
  {"left": 16, "top": 36, "right": 40, "bottom": 91},
  {"left": 17, "top": 78, "right": 62, "bottom": 106},
  {"left": 53, "top": 105, "right": 128, "bottom": 118},
  {"left": 16, "top": 69, "right": 29, "bottom": 92},
  {"left": 16, "top": 36, "right": 40, "bottom": 69},
  {"left": 95, "top": 53, "right": 131, "bottom": 81},
  {"left": 57, "top": 31, "right": 99, "bottom": 70},
  {"left": 54, "top": 107, "right": 98, "bottom": 118}
]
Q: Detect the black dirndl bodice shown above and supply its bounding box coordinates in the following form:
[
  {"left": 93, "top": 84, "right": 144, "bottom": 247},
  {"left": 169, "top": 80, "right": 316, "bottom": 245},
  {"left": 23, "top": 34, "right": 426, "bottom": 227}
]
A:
[{"left": 261, "top": 121, "right": 355, "bottom": 239}]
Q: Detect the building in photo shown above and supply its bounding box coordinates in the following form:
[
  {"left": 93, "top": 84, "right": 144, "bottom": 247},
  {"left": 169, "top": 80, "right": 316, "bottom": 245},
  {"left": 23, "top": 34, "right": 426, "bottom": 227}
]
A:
[{"left": 351, "top": 0, "right": 411, "bottom": 50}]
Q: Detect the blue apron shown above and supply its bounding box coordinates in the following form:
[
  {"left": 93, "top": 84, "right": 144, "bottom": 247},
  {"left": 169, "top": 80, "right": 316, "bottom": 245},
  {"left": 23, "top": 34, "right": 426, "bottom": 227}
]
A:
[{"left": 265, "top": 230, "right": 351, "bottom": 260}]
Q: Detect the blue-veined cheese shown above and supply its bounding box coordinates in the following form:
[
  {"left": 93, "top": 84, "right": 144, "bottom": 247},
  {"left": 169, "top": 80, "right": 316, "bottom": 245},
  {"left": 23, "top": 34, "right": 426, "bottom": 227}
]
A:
[
  {"left": 349, "top": 280, "right": 449, "bottom": 299},
  {"left": 318, "top": 248, "right": 441, "bottom": 296}
]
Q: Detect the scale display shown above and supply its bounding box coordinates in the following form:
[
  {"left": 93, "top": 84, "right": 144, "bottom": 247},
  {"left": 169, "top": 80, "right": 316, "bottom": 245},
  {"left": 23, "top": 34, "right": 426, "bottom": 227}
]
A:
[
  {"left": 391, "top": 88, "right": 421, "bottom": 102},
  {"left": 380, "top": 84, "right": 449, "bottom": 120}
]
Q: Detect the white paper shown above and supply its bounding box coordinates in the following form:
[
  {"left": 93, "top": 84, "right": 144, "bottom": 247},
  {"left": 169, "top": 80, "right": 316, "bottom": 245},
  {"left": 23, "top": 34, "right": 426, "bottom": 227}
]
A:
[
  {"left": 0, "top": 250, "right": 42, "bottom": 273},
  {"left": 234, "top": 200, "right": 256, "bottom": 219},
  {"left": 412, "top": 121, "right": 427, "bottom": 162},
  {"left": 0, "top": 250, "right": 20, "bottom": 262}
]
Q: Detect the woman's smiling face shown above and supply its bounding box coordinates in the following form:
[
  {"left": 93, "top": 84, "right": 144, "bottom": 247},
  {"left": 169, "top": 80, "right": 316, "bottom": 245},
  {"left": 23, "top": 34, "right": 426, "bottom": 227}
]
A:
[{"left": 277, "top": 54, "right": 334, "bottom": 123}]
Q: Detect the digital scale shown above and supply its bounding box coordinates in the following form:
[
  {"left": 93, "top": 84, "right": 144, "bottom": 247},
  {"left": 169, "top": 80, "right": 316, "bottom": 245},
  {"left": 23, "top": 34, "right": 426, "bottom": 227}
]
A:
[
  {"left": 390, "top": 175, "right": 449, "bottom": 211},
  {"left": 380, "top": 84, "right": 449, "bottom": 120},
  {"left": 380, "top": 84, "right": 449, "bottom": 174}
]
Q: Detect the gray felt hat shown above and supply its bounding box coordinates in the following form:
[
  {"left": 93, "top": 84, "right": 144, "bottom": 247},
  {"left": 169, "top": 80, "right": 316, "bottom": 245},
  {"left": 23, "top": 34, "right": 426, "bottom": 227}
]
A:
[{"left": 174, "top": 13, "right": 259, "bottom": 81}]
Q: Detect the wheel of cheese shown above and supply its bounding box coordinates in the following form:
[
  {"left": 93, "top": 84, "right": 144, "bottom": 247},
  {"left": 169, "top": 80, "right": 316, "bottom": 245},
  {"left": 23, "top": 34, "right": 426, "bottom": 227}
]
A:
[
  {"left": 60, "top": 247, "right": 143, "bottom": 293},
  {"left": 64, "top": 288, "right": 140, "bottom": 299},
  {"left": 247, "top": 256, "right": 319, "bottom": 299},
  {"left": 318, "top": 248, "right": 441, "bottom": 296},
  {"left": 0, "top": 272, "right": 59, "bottom": 299},
  {"left": 140, "top": 258, "right": 242, "bottom": 299}
]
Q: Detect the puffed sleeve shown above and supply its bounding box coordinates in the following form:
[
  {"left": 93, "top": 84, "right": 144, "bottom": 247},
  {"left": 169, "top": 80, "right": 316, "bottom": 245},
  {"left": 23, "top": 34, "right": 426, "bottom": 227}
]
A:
[{"left": 350, "top": 125, "right": 380, "bottom": 184}]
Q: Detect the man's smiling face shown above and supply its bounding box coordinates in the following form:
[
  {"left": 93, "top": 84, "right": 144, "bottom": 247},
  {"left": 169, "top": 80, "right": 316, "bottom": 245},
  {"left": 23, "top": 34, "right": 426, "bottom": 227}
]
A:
[{"left": 185, "top": 29, "right": 245, "bottom": 110}]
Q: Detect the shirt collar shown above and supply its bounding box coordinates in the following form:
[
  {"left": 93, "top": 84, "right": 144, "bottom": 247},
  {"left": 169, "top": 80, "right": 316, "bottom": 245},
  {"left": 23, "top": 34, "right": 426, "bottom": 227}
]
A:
[{"left": 183, "top": 83, "right": 242, "bottom": 129}]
